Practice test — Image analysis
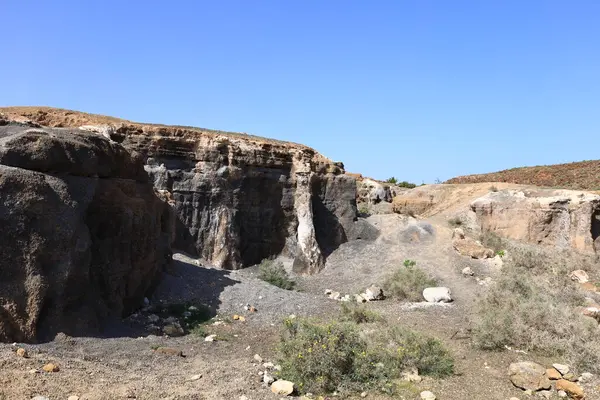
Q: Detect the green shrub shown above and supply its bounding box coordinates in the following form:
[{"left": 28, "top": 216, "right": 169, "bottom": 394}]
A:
[
  {"left": 398, "top": 181, "right": 417, "bottom": 189},
  {"left": 258, "top": 259, "right": 295, "bottom": 290},
  {"left": 447, "top": 216, "right": 463, "bottom": 227},
  {"left": 384, "top": 261, "right": 437, "bottom": 302},
  {"left": 386, "top": 177, "right": 398, "bottom": 184},
  {"left": 277, "top": 317, "right": 453, "bottom": 395},
  {"left": 473, "top": 248, "right": 600, "bottom": 373},
  {"left": 339, "top": 302, "right": 381, "bottom": 324},
  {"left": 479, "top": 231, "right": 505, "bottom": 253},
  {"left": 403, "top": 259, "right": 417, "bottom": 267}
]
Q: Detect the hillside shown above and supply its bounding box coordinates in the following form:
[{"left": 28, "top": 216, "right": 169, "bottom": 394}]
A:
[{"left": 446, "top": 160, "right": 600, "bottom": 191}]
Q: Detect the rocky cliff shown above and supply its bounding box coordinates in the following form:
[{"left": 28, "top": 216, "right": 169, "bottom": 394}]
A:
[
  {"left": 0, "top": 107, "right": 359, "bottom": 273},
  {"left": 0, "top": 118, "right": 173, "bottom": 342},
  {"left": 471, "top": 189, "right": 600, "bottom": 254}
]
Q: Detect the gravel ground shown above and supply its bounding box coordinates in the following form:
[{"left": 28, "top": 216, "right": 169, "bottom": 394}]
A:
[{"left": 1, "top": 214, "right": 598, "bottom": 400}]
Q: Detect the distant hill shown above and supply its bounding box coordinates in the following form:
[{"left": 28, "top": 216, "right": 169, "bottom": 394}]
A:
[{"left": 446, "top": 160, "right": 600, "bottom": 191}]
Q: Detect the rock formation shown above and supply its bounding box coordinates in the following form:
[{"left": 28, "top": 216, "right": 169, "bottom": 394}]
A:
[
  {"left": 0, "top": 107, "right": 359, "bottom": 273},
  {"left": 471, "top": 189, "right": 600, "bottom": 254},
  {"left": 0, "top": 119, "right": 172, "bottom": 342}
]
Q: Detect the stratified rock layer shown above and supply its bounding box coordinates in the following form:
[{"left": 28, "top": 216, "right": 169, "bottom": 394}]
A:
[
  {"left": 0, "top": 120, "right": 172, "bottom": 342},
  {"left": 0, "top": 107, "right": 359, "bottom": 272},
  {"left": 471, "top": 189, "right": 600, "bottom": 253}
]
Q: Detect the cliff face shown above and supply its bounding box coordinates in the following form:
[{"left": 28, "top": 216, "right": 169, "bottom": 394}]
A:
[
  {"left": 0, "top": 107, "right": 358, "bottom": 273},
  {"left": 471, "top": 189, "right": 600, "bottom": 254},
  {"left": 113, "top": 124, "right": 357, "bottom": 272},
  {"left": 0, "top": 119, "right": 172, "bottom": 342}
]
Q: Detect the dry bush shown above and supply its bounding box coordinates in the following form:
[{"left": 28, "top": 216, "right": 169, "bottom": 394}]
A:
[
  {"left": 339, "top": 303, "right": 382, "bottom": 324},
  {"left": 277, "top": 317, "right": 453, "bottom": 395},
  {"left": 473, "top": 244, "right": 600, "bottom": 373},
  {"left": 258, "top": 259, "right": 295, "bottom": 290},
  {"left": 384, "top": 261, "right": 437, "bottom": 302}
]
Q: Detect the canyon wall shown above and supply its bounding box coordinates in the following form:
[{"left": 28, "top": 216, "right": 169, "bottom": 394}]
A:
[
  {"left": 0, "top": 107, "right": 359, "bottom": 274},
  {"left": 0, "top": 120, "right": 172, "bottom": 342}
]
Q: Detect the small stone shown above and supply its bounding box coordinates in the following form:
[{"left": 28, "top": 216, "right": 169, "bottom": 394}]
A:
[
  {"left": 263, "top": 362, "right": 275, "bottom": 369},
  {"left": 328, "top": 291, "right": 341, "bottom": 300},
  {"left": 363, "top": 285, "right": 385, "bottom": 301},
  {"left": 240, "top": 396, "right": 249, "bottom": 400},
  {"left": 42, "top": 363, "right": 60, "bottom": 373},
  {"left": 263, "top": 373, "right": 275, "bottom": 384},
  {"left": 204, "top": 334, "right": 217, "bottom": 342},
  {"left": 553, "top": 363, "right": 570, "bottom": 375},
  {"left": 578, "top": 372, "right": 593, "bottom": 382},
  {"left": 422, "top": 287, "right": 453, "bottom": 303},
  {"left": 420, "top": 391, "right": 436, "bottom": 400},
  {"left": 29, "top": 369, "right": 39, "bottom": 374},
  {"left": 401, "top": 367, "right": 422, "bottom": 383},
  {"left": 546, "top": 368, "right": 562, "bottom": 380},
  {"left": 31, "top": 397, "right": 50, "bottom": 400},
  {"left": 452, "top": 227, "right": 465, "bottom": 239},
  {"left": 509, "top": 398, "right": 520, "bottom": 400},
  {"left": 16, "top": 348, "right": 28, "bottom": 358},
  {"left": 143, "top": 297, "right": 150, "bottom": 306},
  {"left": 324, "top": 289, "right": 332, "bottom": 295},
  {"left": 249, "top": 306, "right": 257, "bottom": 313},
  {"left": 355, "top": 294, "right": 367, "bottom": 303},
  {"left": 253, "top": 354, "right": 263, "bottom": 363},
  {"left": 154, "top": 347, "right": 183, "bottom": 357},
  {"left": 68, "top": 396, "right": 80, "bottom": 400},
  {"left": 569, "top": 270, "right": 589, "bottom": 283},
  {"left": 556, "top": 379, "right": 584, "bottom": 400},
  {"left": 557, "top": 390, "right": 567, "bottom": 398},
  {"left": 461, "top": 266, "right": 474, "bottom": 276},
  {"left": 271, "top": 380, "right": 294, "bottom": 395},
  {"left": 148, "top": 314, "right": 160, "bottom": 323},
  {"left": 182, "top": 311, "right": 192, "bottom": 318},
  {"left": 188, "top": 374, "right": 202, "bottom": 381},
  {"left": 360, "top": 392, "right": 367, "bottom": 398},
  {"left": 340, "top": 294, "right": 351, "bottom": 302},
  {"left": 233, "top": 314, "right": 240, "bottom": 320},
  {"left": 508, "top": 361, "right": 551, "bottom": 391},
  {"left": 238, "top": 316, "right": 246, "bottom": 322},
  {"left": 163, "top": 323, "right": 184, "bottom": 337}
]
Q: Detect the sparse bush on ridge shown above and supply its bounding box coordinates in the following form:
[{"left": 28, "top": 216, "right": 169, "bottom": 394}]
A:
[
  {"left": 473, "top": 245, "right": 600, "bottom": 373},
  {"left": 447, "top": 216, "right": 463, "bottom": 227},
  {"left": 258, "top": 259, "right": 295, "bottom": 290},
  {"left": 339, "top": 302, "right": 381, "bottom": 324},
  {"left": 384, "top": 260, "right": 437, "bottom": 302},
  {"left": 277, "top": 316, "right": 453, "bottom": 395}
]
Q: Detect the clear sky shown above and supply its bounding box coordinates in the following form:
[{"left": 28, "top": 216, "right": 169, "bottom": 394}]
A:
[{"left": 2, "top": 1, "right": 599, "bottom": 183}]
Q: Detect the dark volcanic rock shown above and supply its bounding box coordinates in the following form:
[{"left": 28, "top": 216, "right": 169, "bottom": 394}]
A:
[
  {"left": 0, "top": 107, "right": 362, "bottom": 273},
  {"left": 0, "top": 124, "right": 172, "bottom": 342}
]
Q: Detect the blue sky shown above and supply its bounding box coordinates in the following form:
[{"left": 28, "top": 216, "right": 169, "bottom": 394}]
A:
[{"left": 2, "top": 1, "right": 599, "bottom": 183}]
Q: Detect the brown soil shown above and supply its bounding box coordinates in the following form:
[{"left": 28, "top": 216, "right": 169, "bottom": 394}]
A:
[
  {"left": 446, "top": 160, "right": 600, "bottom": 191},
  {"left": 0, "top": 106, "right": 312, "bottom": 149}
]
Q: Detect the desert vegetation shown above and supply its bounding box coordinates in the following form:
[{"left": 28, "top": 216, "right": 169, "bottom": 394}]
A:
[
  {"left": 384, "top": 260, "right": 437, "bottom": 302},
  {"left": 276, "top": 315, "right": 454, "bottom": 396},
  {"left": 473, "top": 245, "right": 600, "bottom": 373},
  {"left": 258, "top": 259, "right": 296, "bottom": 290}
]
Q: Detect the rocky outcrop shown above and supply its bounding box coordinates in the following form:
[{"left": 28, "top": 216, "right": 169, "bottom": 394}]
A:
[
  {"left": 471, "top": 189, "right": 600, "bottom": 254},
  {"left": 0, "top": 121, "right": 172, "bottom": 342},
  {"left": 0, "top": 107, "right": 359, "bottom": 273}
]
